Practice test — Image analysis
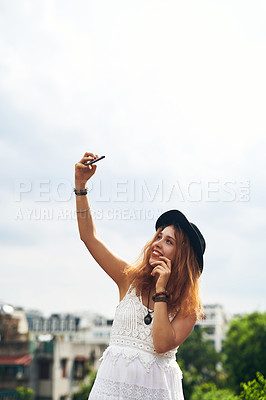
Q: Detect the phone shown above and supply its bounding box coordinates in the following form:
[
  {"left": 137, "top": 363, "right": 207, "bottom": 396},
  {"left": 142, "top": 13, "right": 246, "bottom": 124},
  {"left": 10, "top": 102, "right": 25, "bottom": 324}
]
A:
[{"left": 83, "top": 155, "right": 105, "bottom": 166}]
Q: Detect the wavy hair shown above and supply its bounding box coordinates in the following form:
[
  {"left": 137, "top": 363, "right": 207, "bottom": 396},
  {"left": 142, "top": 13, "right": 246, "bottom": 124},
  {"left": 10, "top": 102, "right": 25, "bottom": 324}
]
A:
[{"left": 125, "top": 225, "right": 204, "bottom": 320}]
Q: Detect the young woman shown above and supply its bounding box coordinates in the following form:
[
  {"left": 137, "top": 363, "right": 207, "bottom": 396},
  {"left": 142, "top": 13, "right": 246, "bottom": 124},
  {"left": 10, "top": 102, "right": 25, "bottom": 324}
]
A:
[{"left": 75, "top": 152, "right": 206, "bottom": 400}]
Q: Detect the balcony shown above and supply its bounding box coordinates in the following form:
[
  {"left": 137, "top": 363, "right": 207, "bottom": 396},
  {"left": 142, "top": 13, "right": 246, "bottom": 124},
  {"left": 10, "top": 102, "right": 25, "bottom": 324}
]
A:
[{"left": 35, "top": 341, "right": 54, "bottom": 359}]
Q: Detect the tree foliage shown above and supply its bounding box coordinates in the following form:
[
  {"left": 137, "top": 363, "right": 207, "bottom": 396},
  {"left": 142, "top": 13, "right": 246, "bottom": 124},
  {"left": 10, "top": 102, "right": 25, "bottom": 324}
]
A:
[
  {"left": 191, "top": 382, "right": 238, "bottom": 400},
  {"left": 239, "top": 372, "right": 266, "bottom": 400},
  {"left": 223, "top": 312, "right": 266, "bottom": 390},
  {"left": 177, "top": 327, "right": 221, "bottom": 376},
  {"left": 15, "top": 387, "right": 34, "bottom": 400},
  {"left": 176, "top": 327, "right": 221, "bottom": 398},
  {"left": 72, "top": 370, "right": 97, "bottom": 400},
  {"left": 189, "top": 373, "right": 266, "bottom": 400}
]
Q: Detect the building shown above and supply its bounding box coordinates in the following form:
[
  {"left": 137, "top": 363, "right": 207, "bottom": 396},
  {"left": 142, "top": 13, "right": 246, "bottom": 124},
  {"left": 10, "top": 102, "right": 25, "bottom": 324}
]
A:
[
  {"left": 196, "top": 304, "right": 228, "bottom": 351},
  {"left": 30, "top": 337, "right": 104, "bottom": 400},
  {"left": 27, "top": 312, "right": 80, "bottom": 337},
  {"left": 0, "top": 304, "right": 111, "bottom": 400},
  {"left": 0, "top": 304, "right": 32, "bottom": 391},
  {"left": 27, "top": 311, "right": 111, "bottom": 399}
]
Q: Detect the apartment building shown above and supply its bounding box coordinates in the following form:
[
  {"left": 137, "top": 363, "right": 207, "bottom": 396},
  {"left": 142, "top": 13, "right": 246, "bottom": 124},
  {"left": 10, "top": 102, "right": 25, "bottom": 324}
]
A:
[
  {"left": 196, "top": 304, "right": 228, "bottom": 351},
  {"left": 0, "top": 305, "right": 109, "bottom": 400}
]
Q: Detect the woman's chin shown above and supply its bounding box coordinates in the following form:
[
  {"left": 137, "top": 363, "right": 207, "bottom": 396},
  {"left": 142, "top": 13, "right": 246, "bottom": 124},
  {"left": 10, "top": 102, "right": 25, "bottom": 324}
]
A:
[
  {"left": 150, "top": 254, "right": 160, "bottom": 261},
  {"left": 149, "top": 256, "right": 158, "bottom": 266}
]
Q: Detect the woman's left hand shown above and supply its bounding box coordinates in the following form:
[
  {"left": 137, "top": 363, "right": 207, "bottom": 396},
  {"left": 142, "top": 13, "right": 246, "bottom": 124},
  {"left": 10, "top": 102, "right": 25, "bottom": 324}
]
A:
[{"left": 150, "top": 256, "right": 171, "bottom": 292}]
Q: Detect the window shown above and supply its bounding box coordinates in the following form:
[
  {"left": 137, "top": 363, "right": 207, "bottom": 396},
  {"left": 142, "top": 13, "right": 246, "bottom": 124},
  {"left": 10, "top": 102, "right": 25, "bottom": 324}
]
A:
[
  {"left": 0, "top": 366, "right": 16, "bottom": 378},
  {"left": 43, "top": 319, "right": 48, "bottom": 331},
  {"left": 206, "top": 327, "right": 215, "bottom": 335},
  {"left": 39, "top": 360, "right": 50, "bottom": 379},
  {"left": 74, "top": 361, "right": 85, "bottom": 379},
  {"left": 89, "top": 350, "right": 96, "bottom": 364},
  {"left": 61, "top": 359, "right": 67, "bottom": 378},
  {"left": 60, "top": 320, "right": 65, "bottom": 331}
]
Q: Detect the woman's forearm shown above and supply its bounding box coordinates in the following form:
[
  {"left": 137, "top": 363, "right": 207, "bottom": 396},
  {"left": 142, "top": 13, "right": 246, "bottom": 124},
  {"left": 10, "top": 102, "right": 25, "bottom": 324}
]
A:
[
  {"left": 152, "top": 303, "right": 177, "bottom": 354},
  {"left": 75, "top": 179, "right": 96, "bottom": 240}
]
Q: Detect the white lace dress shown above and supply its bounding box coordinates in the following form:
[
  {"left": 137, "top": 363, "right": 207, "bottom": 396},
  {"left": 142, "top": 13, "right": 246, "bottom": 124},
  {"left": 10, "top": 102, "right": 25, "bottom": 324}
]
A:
[{"left": 89, "top": 286, "right": 184, "bottom": 400}]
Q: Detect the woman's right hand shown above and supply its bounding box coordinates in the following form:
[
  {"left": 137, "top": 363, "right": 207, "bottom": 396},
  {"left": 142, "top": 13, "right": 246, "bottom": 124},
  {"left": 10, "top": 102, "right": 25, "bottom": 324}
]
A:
[{"left": 75, "top": 152, "right": 99, "bottom": 188}]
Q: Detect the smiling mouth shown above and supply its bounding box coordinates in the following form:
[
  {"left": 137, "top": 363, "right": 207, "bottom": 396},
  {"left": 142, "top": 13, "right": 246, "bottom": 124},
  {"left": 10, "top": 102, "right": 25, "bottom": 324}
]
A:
[{"left": 151, "top": 250, "right": 163, "bottom": 257}]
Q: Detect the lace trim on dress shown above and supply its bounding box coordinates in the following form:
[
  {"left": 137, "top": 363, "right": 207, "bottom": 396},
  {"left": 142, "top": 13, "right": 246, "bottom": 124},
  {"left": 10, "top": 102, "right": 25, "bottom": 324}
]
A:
[
  {"left": 110, "top": 335, "right": 176, "bottom": 358},
  {"left": 92, "top": 377, "right": 171, "bottom": 400},
  {"left": 101, "top": 345, "right": 183, "bottom": 377},
  {"left": 110, "top": 286, "right": 178, "bottom": 358}
]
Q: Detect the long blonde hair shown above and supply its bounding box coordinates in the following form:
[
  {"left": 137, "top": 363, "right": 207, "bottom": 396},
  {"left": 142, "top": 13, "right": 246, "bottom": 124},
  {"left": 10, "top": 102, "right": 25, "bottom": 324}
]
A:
[{"left": 125, "top": 225, "right": 204, "bottom": 320}]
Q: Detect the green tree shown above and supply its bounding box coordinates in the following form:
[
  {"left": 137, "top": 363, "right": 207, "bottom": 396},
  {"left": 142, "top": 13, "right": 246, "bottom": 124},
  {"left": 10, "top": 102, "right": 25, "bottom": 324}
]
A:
[
  {"left": 239, "top": 372, "right": 266, "bottom": 400},
  {"left": 178, "top": 359, "right": 203, "bottom": 400},
  {"left": 15, "top": 387, "right": 34, "bottom": 400},
  {"left": 176, "top": 327, "right": 221, "bottom": 398},
  {"left": 191, "top": 382, "right": 238, "bottom": 400},
  {"left": 223, "top": 312, "right": 266, "bottom": 390},
  {"left": 72, "top": 370, "right": 97, "bottom": 400},
  {"left": 191, "top": 372, "right": 266, "bottom": 400}
]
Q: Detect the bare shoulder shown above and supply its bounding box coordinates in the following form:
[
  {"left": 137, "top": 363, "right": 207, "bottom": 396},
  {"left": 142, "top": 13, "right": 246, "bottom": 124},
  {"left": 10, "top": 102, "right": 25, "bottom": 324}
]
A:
[{"left": 118, "top": 275, "right": 134, "bottom": 302}]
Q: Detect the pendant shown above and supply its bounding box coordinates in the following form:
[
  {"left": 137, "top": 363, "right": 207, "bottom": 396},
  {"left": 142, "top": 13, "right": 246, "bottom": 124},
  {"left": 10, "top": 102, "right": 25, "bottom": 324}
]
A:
[{"left": 144, "top": 313, "right": 152, "bottom": 325}]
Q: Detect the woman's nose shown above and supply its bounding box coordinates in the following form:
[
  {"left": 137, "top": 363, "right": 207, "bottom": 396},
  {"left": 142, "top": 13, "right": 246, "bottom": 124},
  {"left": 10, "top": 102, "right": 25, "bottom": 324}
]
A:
[{"left": 155, "top": 238, "right": 162, "bottom": 247}]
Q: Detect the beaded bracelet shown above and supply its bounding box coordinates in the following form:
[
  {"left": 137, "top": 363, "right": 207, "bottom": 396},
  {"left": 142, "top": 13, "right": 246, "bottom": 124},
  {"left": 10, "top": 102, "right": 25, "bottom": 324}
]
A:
[
  {"left": 155, "top": 291, "right": 169, "bottom": 298},
  {"left": 74, "top": 188, "right": 88, "bottom": 195},
  {"left": 152, "top": 292, "right": 169, "bottom": 302},
  {"left": 153, "top": 297, "right": 169, "bottom": 303}
]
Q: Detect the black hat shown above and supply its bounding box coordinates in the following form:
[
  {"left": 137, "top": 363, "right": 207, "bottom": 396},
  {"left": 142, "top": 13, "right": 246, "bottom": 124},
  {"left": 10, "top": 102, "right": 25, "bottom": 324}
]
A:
[{"left": 155, "top": 210, "right": 206, "bottom": 273}]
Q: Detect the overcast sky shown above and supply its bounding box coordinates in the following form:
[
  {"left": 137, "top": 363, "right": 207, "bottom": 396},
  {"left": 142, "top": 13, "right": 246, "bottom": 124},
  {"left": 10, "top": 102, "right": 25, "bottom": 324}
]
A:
[{"left": 1, "top": 0, "right": 266, "bottom": 319}]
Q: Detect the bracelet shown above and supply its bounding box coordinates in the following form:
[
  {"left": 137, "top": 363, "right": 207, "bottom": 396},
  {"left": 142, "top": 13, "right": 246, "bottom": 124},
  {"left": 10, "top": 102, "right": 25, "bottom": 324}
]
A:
[
  {"left": 74, "top": 188, "right": 88, "bottom": 196},
  {"left": 154, "top": 291, "right": 169, "bottom": 298},
  {"left": 76, "top": 208, "right": 90, "bottom": 214},
  {"left": 153, "top": 297, "right": 169, "bottom": 303},
  {"left": 152, "top": 291, "right": 169, "bottom": 301}
]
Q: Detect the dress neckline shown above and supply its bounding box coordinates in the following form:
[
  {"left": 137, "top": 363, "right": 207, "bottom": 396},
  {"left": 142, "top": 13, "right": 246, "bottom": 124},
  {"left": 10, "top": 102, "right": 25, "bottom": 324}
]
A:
[
  {"left": 124, "top": 283, "right": 154, "bottom": 312},
  {"left": 139, "top": 291, "right": 154, "bottom": 312}
]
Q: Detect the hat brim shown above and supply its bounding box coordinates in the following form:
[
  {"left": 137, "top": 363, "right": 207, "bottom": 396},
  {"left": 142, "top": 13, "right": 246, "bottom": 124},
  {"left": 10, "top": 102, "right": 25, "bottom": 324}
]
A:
[{"left": 155, "top": 210, "right": 204, "bottom": 272}]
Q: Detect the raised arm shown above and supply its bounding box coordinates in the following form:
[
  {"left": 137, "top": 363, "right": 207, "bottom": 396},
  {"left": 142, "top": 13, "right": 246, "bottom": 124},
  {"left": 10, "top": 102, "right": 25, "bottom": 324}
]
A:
[{"left": 75, "top": 152, "right": 129, "bottom": 291}]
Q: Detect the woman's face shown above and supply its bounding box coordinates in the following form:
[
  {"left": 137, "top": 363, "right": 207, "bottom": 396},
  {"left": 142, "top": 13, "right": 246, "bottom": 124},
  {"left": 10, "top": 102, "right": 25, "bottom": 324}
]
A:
[{"left": 149, "top": 225, "right": 177, "bottom": 264}]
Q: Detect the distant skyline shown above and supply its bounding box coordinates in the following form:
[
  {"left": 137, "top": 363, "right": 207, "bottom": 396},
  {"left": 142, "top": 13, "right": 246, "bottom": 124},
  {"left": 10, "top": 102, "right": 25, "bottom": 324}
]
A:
[{"left": 1, "top": 1, "right": 266, "bottom": 319}]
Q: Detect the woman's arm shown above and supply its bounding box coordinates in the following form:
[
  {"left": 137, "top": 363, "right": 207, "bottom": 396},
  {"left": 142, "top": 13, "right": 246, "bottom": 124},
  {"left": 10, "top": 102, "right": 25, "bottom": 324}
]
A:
[
  {"left": 75, "top": 152, "right": 129, "bottom": 290},
  {"left": 152, "top": 303, "right": 196, "bottom": 353},
  {"left": 150, "top": 255, "right": 196, "bottom": 353}
]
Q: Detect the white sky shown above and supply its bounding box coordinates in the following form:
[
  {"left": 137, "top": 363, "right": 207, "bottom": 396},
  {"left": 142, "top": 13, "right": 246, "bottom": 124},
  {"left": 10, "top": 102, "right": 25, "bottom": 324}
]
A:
[{"left": 0, "top": 0, "right": 266, "bottom": 319}]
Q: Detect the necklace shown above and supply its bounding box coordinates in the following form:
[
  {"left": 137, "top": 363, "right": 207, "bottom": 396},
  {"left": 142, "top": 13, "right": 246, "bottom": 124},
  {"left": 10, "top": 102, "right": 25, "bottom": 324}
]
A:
[{"left": 144, "top": 288, "right": 154, "bottom": 325}]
